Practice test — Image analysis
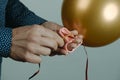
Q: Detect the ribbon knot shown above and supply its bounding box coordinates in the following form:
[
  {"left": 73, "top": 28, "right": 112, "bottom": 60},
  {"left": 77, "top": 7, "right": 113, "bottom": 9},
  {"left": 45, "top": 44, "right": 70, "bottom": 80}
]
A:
[{"left": 59, "top": 27, "right": 83, "bottom": 53}]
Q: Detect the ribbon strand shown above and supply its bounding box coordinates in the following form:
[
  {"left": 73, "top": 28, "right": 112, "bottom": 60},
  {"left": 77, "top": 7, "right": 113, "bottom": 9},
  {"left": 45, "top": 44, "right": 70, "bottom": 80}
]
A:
[
  {"left": 83, "top": 46, "right": 88, "bottom": 80},
  {"left": 28, "top": 63, "right": 40, "bottom": 80}
]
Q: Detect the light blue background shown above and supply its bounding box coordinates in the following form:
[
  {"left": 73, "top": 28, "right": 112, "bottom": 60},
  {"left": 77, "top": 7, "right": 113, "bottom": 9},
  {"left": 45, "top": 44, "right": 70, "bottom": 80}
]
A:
[{"left": 1, "top": 0, "right": 120, "bottom": 80}]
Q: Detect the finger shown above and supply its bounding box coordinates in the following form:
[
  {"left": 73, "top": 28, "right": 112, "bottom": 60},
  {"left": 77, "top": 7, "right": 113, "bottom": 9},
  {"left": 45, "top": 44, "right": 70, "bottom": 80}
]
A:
[
  {"left": 24, "top": 53, "right": 42, "bottom": 64},
  {"left": 72, "top": 35, "right": 83, "bottom": 44},
  {"left": 58, "top": 48, "right": 68, "bottom": 55},
  {"left": 54, "top": 48, "right": 68, "bottom": 55},
  {"left": 30, "top": 46, "right": 51, "bottom": 56},
  {"left": 71, "top": 30, "right": 78, "bottom": 36},
  {"left": 41, "top": 28, "right": 64, "bottom": 47},
  {"left": 13, "top": 40, "right": 52, "bottom": 56},
  {"left": 12, "top": 46, "right": 41, "bottom": 63},
  {"left": 67, "top": 43, "right": 78, "bottom": 51},
  {"left": 72, "top": 38, "right": 82, "bottom": 44},
  {"left": 77, "top": 35, "right": 84, "bottom": 38},
  {"left": 27, "top": 45, "right": 51, "bottom": 56},
  {"left": 40, "top": 37, "right": 58, "bottom": 50},
  {"left": 13, "top": 35, "right": 57, "bottom": 51},
  {"left": 11, "top": 46, "right": 41, "bottom": 63}
]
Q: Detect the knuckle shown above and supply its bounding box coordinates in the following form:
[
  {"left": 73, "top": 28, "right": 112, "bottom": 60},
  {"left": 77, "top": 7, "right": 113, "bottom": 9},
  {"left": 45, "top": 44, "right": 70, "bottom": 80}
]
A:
[
  {"left": 23, "top": 52, "right": 30, "bottom": 62},
  {"left": 60, "top": 38, "right": 64, "bottom": 47},
  {"left": 30, "top": 25, "right": 41, "bottom": 33},
  {"left": 32, "top": 24, "right": 41, "bottom": 29},
  {"left": 24, "top": 57, "right": 29, "bottom": 62},
  {"left": 27, "top": 30, "right": 40, "bottom": 42},
  {"left": 32, "top": 24, "right": 44, "bottom": 30},
  {"left": 50, "top": 41, "right": 58, "bottom": 50},
  {"left": 31, "top": 25, "right": 45, "bottom": 34},
  {"left": 27, "top": 33, "right": 37, "bottom": 42},
  {"left": 53, "top": 32, "right": 58, "bottom": 37},
  {"left": 39, "top": 26, "right": 45, "bottom": 32},
  {"left": 54, "top": 34, "right": 64, "bottom": 47},
  {"left": 26, "top": 43, "right": 34, "bottom": 51},
  {"left": 57, "top": 37, "right": 64, "bottom": 47},
  {"left": 46, "top": 48, "right": 51, "bottom": 55}
]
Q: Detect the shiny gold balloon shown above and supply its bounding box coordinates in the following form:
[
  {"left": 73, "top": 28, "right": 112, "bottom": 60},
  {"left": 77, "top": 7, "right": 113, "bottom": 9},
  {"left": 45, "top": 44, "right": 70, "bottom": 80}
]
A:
[{"left": 62, "top": 0, "right": 120, "bottom": 47}]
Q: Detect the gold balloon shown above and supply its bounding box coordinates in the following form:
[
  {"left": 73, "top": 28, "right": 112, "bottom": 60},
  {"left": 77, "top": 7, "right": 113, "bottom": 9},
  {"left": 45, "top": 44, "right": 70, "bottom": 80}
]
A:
[{"left": 62, "top": 0, "right": 120, "bottom": 47}]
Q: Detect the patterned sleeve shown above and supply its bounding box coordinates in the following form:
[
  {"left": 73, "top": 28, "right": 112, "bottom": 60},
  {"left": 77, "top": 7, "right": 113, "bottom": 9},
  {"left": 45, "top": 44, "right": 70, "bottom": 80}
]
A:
[{"left": 0, "top": 27, "right": 12, "bottom": 57}]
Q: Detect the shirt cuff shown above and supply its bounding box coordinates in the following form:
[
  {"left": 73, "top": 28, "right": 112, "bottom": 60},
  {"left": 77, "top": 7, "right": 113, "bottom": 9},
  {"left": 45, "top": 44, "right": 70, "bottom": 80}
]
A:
[{"left": 0, "top": 27, "right": 12, "bottom": 57}]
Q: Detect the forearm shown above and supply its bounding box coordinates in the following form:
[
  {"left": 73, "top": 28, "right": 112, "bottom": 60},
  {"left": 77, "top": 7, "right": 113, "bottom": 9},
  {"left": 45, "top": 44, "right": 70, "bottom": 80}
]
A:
[{"left": 0, "top": 27, "right": 12, "bottom": 57}]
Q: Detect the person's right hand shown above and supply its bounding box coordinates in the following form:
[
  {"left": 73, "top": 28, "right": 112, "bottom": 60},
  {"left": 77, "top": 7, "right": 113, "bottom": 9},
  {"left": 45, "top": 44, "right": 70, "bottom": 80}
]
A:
[{"left": 10, "top": 24, "right": 64, "bottom": 64}]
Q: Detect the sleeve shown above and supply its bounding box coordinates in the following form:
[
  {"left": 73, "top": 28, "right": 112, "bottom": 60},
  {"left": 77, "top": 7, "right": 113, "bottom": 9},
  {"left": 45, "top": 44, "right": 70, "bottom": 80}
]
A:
[
  {"left": 5, "top": 0, "right": 47, "bottom": 28},
  {"left": 0, "top": 27, "right": 12, "bottom": 57}
]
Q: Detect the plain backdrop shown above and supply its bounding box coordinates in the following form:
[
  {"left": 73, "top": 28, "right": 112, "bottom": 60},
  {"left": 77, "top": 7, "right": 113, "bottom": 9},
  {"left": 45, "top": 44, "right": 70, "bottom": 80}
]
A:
[{"left": 1, "top": 0, "right": 120, "bottom": 80}]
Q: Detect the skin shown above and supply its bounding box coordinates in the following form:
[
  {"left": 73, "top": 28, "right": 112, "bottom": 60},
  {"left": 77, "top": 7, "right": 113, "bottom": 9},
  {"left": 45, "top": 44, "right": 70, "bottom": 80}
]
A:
[{"left": 10, "top": 22, "right": 82, "bottom": 64}]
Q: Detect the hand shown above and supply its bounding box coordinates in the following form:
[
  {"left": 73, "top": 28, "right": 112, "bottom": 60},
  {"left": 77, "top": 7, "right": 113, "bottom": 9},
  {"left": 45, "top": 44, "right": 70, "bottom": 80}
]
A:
[
  {"left": 42, "top": 22, "right": 83, "bottom": 56},
  {"left": 10, "top": 24, "right": 64, "bottom": 63}
]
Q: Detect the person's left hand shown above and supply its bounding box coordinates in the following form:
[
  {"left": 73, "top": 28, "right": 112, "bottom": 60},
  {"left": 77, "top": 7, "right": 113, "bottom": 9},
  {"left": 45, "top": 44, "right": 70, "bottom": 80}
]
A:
[{"left": 42, "top": 22, "right": 83, "bottom": 56}]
